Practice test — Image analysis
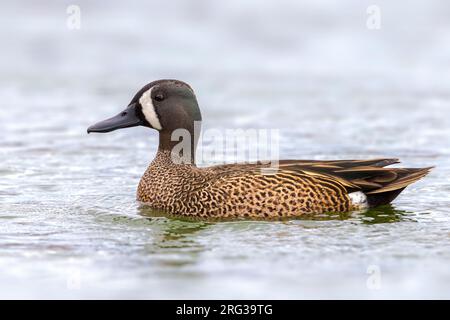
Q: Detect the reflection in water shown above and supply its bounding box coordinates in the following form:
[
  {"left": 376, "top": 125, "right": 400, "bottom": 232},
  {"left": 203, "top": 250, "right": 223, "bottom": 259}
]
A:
[
  {"left": 138, "top": 206, "right": 212, "bottom": 268},
  {"left": 138, "top": 203, "right": 409, "bottom": 225},
  {"left": 297, "top": 204, "right": 410, "bottom": 224},
  {"left": 134, "top": 203, "right": 412, "bottom": 274},
  {"left": 356, "top": 205, "right": 411, "bottom": 224}
]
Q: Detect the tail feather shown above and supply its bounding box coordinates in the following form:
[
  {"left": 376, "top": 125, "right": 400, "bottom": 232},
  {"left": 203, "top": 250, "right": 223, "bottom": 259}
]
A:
[
  {"left": 366, "top": 188, "right": 405, "bottom": 207},
  {"left": 366, "top": 167, "right": 433, "bottom": 194},
  {"left": 364, "top": 167, "right": 433, "bottom": 207}
]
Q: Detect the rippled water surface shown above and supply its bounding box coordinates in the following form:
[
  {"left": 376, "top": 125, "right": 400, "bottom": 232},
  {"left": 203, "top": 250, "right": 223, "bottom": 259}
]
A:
[{"left": 1, "top": 1, "right": 450, "bottom": 298}]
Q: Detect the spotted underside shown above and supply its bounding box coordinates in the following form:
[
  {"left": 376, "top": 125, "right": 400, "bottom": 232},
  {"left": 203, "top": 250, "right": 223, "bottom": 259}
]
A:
[{"left": 137, "top": 151, "right": 431, "bottom": 219}]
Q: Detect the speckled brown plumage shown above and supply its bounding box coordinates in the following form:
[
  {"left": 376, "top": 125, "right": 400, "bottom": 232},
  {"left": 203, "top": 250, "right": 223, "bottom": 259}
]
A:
[
  {"left": 137, "top": 151, "right": 431, "bottom": 218},
  {"left": 88, "top": 79, "right": 433, "bottom": 219}
]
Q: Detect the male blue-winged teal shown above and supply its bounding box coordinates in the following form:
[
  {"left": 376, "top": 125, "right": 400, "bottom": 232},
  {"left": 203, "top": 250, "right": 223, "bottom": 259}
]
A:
[{"left": 88, "top": 79, "right": 431, "bottom": 219}]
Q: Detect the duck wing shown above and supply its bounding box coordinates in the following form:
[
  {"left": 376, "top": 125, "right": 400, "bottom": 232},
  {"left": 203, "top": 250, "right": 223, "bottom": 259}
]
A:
[{"left": 208, "top": 158, "right": 432, "bottom": 207}]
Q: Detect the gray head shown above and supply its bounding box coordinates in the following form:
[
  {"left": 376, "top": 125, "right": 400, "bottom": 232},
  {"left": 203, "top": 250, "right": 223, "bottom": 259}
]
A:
[{"left": 87, "top": 79, "right": 201, "bottom": 134}]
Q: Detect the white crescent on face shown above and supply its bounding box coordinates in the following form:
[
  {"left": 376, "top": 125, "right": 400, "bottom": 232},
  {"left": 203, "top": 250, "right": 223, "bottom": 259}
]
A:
[{"left": 139, "top": 87, "right": 163, "bottom": 130}]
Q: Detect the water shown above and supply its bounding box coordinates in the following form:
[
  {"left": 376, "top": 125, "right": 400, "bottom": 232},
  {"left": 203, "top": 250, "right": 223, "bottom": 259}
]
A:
[{"left": 1, "top": 0, "right": 450, "bottom": 299}]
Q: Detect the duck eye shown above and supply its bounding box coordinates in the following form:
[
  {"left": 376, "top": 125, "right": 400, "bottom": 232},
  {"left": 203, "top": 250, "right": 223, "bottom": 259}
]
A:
[{"left": 154, "top": 94, "right": 164, "bottom": 102}]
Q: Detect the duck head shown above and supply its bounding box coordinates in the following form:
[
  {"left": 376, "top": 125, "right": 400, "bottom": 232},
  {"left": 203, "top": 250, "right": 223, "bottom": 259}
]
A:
[{"left": 87, "top": 79, "right": 202, "bottom": 135}]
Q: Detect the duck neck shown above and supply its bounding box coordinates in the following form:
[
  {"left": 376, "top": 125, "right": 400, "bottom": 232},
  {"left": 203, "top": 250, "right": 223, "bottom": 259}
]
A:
[{"left": 156, "top": 125, "right": 199, "bottom": 166}]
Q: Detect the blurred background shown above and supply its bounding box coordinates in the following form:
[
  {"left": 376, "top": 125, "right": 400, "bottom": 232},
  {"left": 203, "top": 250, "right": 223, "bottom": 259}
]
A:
[{"left": 0, "top": 0, "right": 449, "bottom": 299}]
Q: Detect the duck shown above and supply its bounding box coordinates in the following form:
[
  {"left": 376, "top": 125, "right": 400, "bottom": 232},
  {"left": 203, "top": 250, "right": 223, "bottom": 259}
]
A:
[{"left": 87, "top": 79, "right": 432, "bottom": 219}]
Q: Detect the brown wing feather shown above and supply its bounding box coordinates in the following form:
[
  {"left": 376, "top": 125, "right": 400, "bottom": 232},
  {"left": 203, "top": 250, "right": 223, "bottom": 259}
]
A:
[
  {"left": 209, "top": 158, "right": 432, "bottom": 201},
  {"left": 280, "top": 163, "right": 432, "bottom": 195},
  {"left": 209, "top": 158, "right": 399, "bottom": 172}
]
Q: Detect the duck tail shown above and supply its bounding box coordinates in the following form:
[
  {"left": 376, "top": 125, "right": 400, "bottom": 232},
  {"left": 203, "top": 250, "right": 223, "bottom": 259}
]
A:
[{"left": 365, "top": 167, "right": 433, "bottom": 207}]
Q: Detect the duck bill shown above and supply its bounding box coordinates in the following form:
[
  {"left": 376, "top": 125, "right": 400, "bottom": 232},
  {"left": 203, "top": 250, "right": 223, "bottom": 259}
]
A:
[{"left": 87, "top": 103, "right": 143, "bottom": 133}]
